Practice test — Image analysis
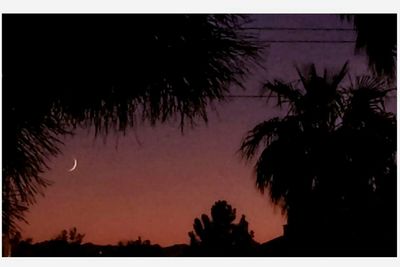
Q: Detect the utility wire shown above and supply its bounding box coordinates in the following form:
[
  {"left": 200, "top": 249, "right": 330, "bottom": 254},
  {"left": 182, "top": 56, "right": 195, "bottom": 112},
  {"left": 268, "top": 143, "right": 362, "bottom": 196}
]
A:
[
  {"left": 225, "top": 95, "right": 268, "bottom": 98},
  {"left": 245, "top": 27, "right": 356, "bottom": 31},
  {"left": 259, "top": 40, "right": 356, "bottom": 43},
  {"left": 238, "top": 27, "right": 357, "bottom": 43},
  {"left": 240, "top": 27, "right": 356, "bottom": 31},
  {"left": 226, "top": 87, "right": 397, "bottom": 98}
]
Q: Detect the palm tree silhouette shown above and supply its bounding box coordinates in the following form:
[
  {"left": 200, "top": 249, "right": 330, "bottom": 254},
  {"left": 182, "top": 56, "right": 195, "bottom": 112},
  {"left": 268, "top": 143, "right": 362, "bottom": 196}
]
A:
[
  {"left": 240, "top": 63, "right": 348, "bottom": 222},
  {"left": 240, "top": 64, "right": 396, "bottom": 254},
  {"left": 334, "top": 76, "right": 396, "bottom": 253},
  {"left": 2, "top": 14, "right": 261, "bottom": 255},
  {"left": 342, "top": 14, "right": 397, "bottom": 79}
]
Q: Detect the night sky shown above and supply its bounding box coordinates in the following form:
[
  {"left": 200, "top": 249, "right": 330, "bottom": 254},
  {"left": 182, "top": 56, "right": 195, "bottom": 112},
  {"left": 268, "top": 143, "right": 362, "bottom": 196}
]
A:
[{"left": 18, "top": 15, "right": 391, "bottom": 246}]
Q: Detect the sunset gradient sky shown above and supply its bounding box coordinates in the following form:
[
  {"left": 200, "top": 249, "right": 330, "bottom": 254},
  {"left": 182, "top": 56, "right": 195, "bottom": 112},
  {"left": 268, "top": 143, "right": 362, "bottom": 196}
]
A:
[{"left": 19, "top": 15, "right": 387, "bottom": 246}]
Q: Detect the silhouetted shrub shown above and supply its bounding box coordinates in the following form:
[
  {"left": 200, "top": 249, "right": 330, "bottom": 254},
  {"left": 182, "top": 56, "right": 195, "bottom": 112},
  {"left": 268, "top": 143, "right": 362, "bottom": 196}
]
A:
[{"left": 188, "top": 200, "right": 258, "bottom": 256}]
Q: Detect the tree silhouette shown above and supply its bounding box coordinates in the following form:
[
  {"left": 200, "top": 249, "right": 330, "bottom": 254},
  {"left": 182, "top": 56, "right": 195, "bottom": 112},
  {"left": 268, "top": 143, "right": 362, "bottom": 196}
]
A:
[
  {"left": 54, "top": 227, "right": 85, "bottom": 245},
  {"left": 240, "top": 64, "right": 396, "bottom": 255},
  {"left": 116, "top": 237, "right": 162, "bottom": 256},
  {"left": 341, "top": 14, "right": 396, "bottom": 79},
  {"left": 11, "top": 227, "right": 87, "bottom": 256},
  {"left": 11, "top": 232, "right": 166, "bottom": 256},
  {"left": 240, "top": 63, "right": 348, "bottom": 220},
  {"left": 2, "top": 14, "right": 261, "bottom": 245},
  {"left": 188, "top": 200, "right": 256, "bottom": 256},
  {"left": 332, "top": 76, "right": 396, "bottom": 254},
  {"left": 8, "top": 232, "right": 33, "bottom": 257}
]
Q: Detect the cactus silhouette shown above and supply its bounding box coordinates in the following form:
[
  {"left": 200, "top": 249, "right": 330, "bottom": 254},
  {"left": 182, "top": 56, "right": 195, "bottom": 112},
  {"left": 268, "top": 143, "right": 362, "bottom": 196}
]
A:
[{"left": 188, "top": 200, "right": 256, "bottom": 256}]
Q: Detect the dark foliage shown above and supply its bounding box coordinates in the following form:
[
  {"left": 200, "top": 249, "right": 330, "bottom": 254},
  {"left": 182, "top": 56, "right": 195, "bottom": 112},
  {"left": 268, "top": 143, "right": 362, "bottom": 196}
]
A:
[
  {"left": 342, "top": 14, "right": 397, "bottom": 79},
  {"left": 188, "top": 200, "right": 257, "bottom": 256},
  {"left": 115, "top": 237, "right": 163, "bottom": 257},
  {"left": 240, "top": 63, "right": 349, "bottom": 211},
  {"left": 2, "top": 14, "right": 261, "bottom": 234},
  {"left": 11, "top": 230, "right": 166, "bottom": 257},
  {"left": 240, "top": 64, "right": 396, "bottom": 255},
  {"left": 54, "top": 227, "right": 85, "bottom": 245}
]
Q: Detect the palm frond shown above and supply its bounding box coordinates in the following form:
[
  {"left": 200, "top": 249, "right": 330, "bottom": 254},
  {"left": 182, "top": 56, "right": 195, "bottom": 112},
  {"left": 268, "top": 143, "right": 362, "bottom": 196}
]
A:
[
  {"left": 342, "top": 14, "right": 397, "bottom": 78},
  {"left": 263, "top": 81, "right": 302, "bottom": 111},
  {"left": 4, "top": 14, "right": 262, "bottom": 136},
  {"left": 296, "top": 63, "right": 318, "bottom": 92},
  {"left": 3, "top": 14, "right": 262, "bottom": 233},
  {"left": 345, "top": 75, "right": 394, "bottom": 117},
  {"left": 239, "top": 117, "right": 283, "bottom": 161},
  {"left": 330, "top": 61, "right": 349, "bottom": 90}
]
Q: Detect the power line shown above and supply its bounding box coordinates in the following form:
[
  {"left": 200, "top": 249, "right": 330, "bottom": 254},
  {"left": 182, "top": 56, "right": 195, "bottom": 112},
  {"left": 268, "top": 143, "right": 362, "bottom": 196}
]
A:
[
  {"left": 236, "top": 26, "right": 358, "bottom": 43},
  {"left": 258, "top": 40, "right": 356, "bottom": 43},
  {"left": 236, "top": 26, "right": 357, "bottom": 43},
  {"left": 226, "top": 87, "right": 397, "bottom": 98},
  {"left": 226, "top": 95, "right": 268, "bottom": 98},
  {"left": 240, "top": 27, "right": 356, "bottom": 31}
]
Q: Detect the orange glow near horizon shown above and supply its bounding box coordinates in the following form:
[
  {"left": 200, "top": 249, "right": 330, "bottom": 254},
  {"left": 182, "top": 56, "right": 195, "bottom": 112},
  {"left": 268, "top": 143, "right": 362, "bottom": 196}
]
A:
[
  {"left": 20, "top": 119, "right": 287, "bottom": 246},
  {"left": 16, "top": 15, "right": 382, "bottom": 247}
]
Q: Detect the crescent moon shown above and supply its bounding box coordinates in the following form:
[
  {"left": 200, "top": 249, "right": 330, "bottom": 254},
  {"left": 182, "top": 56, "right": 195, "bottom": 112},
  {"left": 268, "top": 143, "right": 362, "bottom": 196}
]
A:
[{"left": 68, "top": 158, "right": 78, "bottom": 172}]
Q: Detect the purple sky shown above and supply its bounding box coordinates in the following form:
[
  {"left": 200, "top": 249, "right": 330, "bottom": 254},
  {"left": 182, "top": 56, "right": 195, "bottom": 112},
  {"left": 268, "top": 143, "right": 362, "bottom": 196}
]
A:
[{"left": 19, "top": 15, "right": 393, "bottom": 246}]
